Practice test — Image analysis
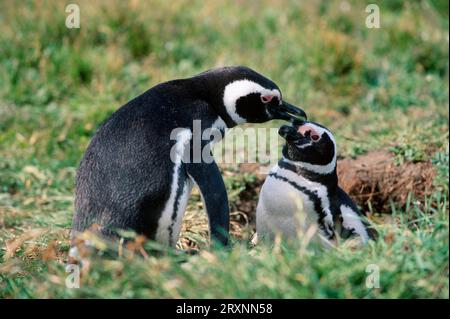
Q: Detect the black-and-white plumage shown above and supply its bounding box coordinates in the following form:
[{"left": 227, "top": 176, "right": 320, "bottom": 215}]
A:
[
  {"left": 72, "top": 66, "right": 306, "bottom": 249},
  {"left": 256, "top": 121, "right": 374, "bottom": 246}
]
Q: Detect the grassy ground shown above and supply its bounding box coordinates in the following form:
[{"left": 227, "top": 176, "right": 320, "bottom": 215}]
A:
[{"left": 0, "top": 0, "right": 448, "bottom": 298}]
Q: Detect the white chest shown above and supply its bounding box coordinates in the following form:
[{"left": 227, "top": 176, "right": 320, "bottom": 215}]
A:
[{"left": 256, "top": 166, "right": 332, "bottom": 241}]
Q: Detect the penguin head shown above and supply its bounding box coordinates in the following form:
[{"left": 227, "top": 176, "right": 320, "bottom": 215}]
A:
[
  {"left": 208, "top": 66, "right": 307, "bottom": 126},
  {"left": 279, "top": 121, "right": 337, "bottom": 175}
]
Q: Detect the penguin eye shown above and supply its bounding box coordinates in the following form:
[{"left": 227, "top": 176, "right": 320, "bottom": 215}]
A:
[{"left": 260, "top": 95, "right": 275, "bottom": 104}]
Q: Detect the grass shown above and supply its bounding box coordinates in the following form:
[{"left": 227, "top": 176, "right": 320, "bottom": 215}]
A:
[{"left": 0, "top": 0, "right": 448, "bottom": 298}]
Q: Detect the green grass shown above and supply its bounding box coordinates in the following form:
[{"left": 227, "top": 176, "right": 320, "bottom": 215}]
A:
[{"left": 0, "top": 0, "right": 448, "bottom": 298}]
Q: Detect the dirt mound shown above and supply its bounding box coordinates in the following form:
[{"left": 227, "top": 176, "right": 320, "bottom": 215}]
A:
[{"left": 337, "top": 150, "right": 436, "bottom": 212}]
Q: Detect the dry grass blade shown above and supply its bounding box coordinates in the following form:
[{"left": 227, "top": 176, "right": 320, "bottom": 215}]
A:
[{"left": 4, "top": 229, "right": 47, "bottom": 260}]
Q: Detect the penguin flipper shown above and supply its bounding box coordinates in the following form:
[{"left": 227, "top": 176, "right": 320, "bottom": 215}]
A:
[
  {"left": 336, "top": 187, "right": 376, "bottom": 241},
  {"left": 186, "top": 161, "right": 230, "bottom": 246}
]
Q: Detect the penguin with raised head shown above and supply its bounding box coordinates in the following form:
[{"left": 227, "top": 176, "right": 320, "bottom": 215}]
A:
[
  {"left": 256, "top": 121, "right": 374, "bottom": 246},
  {"left": 72, "top": 66, "right": 306, "bottom": 248}
]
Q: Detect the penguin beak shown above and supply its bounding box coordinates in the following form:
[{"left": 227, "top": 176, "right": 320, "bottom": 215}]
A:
[
  {"left": 278, "top": 125, "right": 300, "bottom": 141},
  {"left": 271, "top": 101, "right": 307, "bottom": 123}
]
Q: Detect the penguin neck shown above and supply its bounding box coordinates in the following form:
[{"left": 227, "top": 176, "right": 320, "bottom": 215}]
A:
[
  {"left": 213, "top": 107, "right": 239, "bottom": 129},
  {"left": 191, "top": 71, "right": 239, "bottom": 129},
  {"left": 279, "top": 157, "right": 338, "bottom": 191}
]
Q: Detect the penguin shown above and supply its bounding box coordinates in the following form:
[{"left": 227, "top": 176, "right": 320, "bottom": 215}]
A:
[
  {"left": 255, "top": 121, "right": 375, "bottom": 246},
  {"left": 72, "top": 66, "right": 307, "bottom": 248}
]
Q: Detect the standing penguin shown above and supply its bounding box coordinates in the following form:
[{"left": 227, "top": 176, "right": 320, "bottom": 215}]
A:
[
  {"left": 256, "top": 121, "right": 374, "bottom": 246},
  {"left": 72, "top": 66, "right": 306, "bottom": 247}
]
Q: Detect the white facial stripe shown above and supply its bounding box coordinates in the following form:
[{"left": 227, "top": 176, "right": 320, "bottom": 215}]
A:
[
  {"left": 288, "top": 123, "right": 337, "bottom": 174},
  {"left": 284, "top": 157, "right": 336, "bottom": 175},
  {"left": 295, "top": 141, "right": 313, "bottom": 149},
  {"left": 340, "top": 205, "right": 369, "bottom": 243},
  {"left": 223, "top": 79, "right": 280, "bottom": 124}
]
